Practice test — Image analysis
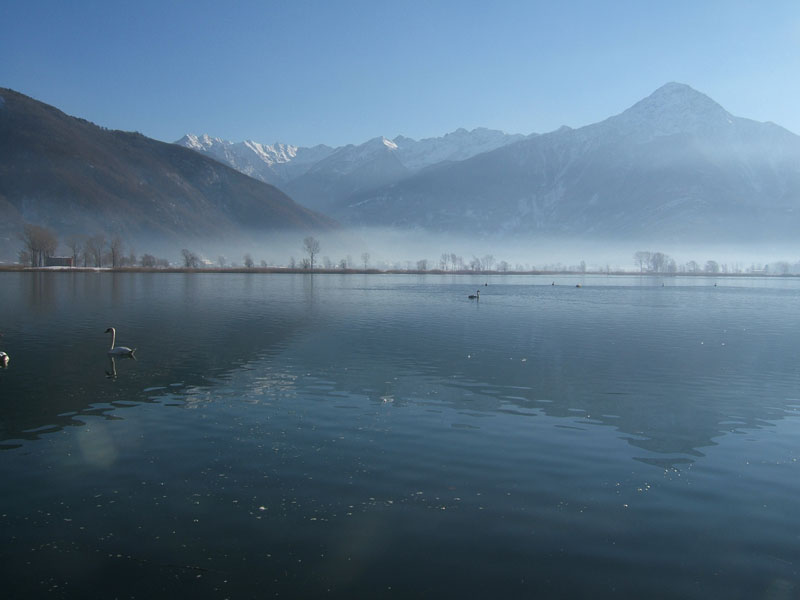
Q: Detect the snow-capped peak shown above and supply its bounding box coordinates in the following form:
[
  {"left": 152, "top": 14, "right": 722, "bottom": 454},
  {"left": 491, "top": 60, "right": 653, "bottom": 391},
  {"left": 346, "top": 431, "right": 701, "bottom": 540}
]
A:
[
  {"left": 178, "top": 133, "right": 227, "bottom": 151},
  {"left": 606, "top": 82, "right": 735, "bottom": 140},
  {"left": 176, "top": 127, "right": 524, "bottom": 185}
]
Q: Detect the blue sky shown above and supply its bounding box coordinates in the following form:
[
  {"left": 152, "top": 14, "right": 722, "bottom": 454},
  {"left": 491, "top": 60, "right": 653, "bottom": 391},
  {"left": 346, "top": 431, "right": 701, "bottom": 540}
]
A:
[{"left": 2, "top": 0, "right": 799, "bottom": 147}]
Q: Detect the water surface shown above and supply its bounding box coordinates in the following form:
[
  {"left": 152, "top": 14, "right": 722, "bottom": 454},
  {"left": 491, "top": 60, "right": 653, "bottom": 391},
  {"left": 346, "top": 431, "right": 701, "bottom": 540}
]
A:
[{"left": 1, "top": 272, "right": 799, "bottom": 598}]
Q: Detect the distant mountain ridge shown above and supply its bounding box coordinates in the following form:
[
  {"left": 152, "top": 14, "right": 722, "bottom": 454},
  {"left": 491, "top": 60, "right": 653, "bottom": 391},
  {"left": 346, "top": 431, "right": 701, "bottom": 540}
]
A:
[
  {"left": 176, "top": 133, "right": 336, "bottom": 186},
  {"left": 4, "top": 82, "right": 799, "bottom": 258},
  {"left": 0, "top": 88, "right": 334, "bottom": 256},
  {"left": 176, "top": 127, "right": 526, "bottom": 211},
  {"left": 178, "top": 83, "right": 800, "bottom": 242},
  {"left": 335, "top": 83, "right": 800, "bottom": 240}
]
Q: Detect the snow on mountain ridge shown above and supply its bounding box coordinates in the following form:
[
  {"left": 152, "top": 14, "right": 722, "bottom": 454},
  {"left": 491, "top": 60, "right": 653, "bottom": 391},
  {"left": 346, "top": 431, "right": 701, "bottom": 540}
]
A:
[
  {"left": 176, "top": 134, "right": 336, "bottom": 184},
  {"left": 304, "top": 137, "right": 402, "bottom": 177},
  {"left": 176, "top": 127, "right": 524, "bottom": 184},
  {"left": 391, "top": 127, "right": 525, "bottom": 170},
  {"left": 598, "top": 82, "right": 737, "bottom": 141}
]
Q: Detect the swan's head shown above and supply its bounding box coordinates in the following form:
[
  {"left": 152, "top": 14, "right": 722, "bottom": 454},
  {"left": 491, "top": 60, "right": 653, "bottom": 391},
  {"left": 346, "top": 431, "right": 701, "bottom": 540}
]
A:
[{"left": 105, "top": 327, "right": 115, "bottom": 334}]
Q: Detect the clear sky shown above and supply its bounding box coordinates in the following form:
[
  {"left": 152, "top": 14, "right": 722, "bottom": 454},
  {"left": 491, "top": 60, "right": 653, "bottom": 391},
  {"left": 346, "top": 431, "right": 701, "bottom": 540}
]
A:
[{"left": 2, "top": 0, "right": 799, "bottom": 147}]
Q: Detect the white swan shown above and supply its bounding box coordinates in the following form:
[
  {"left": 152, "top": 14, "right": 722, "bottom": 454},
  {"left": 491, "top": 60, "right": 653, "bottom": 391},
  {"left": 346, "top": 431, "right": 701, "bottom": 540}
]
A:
[
  {"left": 105, "top": 327, "right": 136, "bottom": 357},
  {"left": 0, "top": 333, "right": 8, "bottom": 367},
  {"left": 468, "top": 290, "right": 480, "bottom": 299}
]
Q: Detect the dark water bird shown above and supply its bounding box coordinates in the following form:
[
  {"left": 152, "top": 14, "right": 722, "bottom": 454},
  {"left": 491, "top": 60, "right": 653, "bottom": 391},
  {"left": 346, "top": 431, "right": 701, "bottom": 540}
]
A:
[
  {"left": 468, "top": 290, "right": 480, "bottom": 300},
  {"left": 105, "top": 327, "right": 136, "bottom": 357},
  {"left": 575, "top": 284, "right": 582, "bottom": 288},
  {"left": 0, "top": 333, "right": 8, "bottom": 368}
]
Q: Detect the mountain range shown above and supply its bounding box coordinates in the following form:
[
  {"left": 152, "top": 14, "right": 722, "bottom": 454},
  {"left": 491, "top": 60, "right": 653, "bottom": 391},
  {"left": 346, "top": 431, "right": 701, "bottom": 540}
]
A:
[
  {"left": 177, "top": 127, "right": 525, "bottom": 213},
  {"left": 180, "top": 83, "right": 800, "bottom": 242},
  {"left": 0, "top": 87, "right": 334, "bottom": 258},
  {"left": 2, "top": 82, "right": 800, "bottom": 262}
]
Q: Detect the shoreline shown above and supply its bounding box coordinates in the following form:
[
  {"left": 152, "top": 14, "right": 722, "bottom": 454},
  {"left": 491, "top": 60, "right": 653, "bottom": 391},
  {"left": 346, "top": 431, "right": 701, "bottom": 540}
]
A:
[{"left": 0, "top": 265, "right": 794, "bottom": 277}]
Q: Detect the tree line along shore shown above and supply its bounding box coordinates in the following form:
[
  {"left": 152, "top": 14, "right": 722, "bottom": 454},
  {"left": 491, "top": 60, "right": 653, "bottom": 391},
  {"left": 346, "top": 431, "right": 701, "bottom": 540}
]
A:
[{"left": 8, "top": 223, "right": 800, "bottom": 276}]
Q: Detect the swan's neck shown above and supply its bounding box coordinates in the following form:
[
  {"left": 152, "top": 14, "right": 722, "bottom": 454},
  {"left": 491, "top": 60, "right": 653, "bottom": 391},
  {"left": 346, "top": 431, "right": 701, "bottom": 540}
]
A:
[{"left": 109, "top": 329, "right": 116, "bottom": 349}]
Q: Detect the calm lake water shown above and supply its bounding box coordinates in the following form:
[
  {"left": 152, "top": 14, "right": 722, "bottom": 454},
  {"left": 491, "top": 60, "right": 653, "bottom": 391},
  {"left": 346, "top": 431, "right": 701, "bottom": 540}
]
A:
[{"left": 1, "top": 272, "right": 799, "bottom": 598}]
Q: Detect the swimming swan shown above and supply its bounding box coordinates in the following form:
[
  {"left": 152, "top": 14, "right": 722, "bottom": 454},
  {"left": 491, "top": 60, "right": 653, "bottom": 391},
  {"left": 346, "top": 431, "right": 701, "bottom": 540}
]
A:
[
  {"left": 468, "top": 290, "right": 480, "bottom": 299},
  {"left": 0, "top": 333, "right": 8, "bottom": 367},
  {"left": 105, "top": 327, "right": 136, "bottom": 357}
]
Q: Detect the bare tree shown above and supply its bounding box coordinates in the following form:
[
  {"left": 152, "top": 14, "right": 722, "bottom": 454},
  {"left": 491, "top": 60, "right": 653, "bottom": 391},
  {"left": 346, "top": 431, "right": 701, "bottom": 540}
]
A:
[
  {"left": 303, "top": 236, "right": 320, "bottom": 271},
  {"left": 181, "top": 248, "right": 200, "bottom": 269},
  {"left": 244, "top": 253, "right": 254, "bottom": 269},
  {"left": 85, "top": 234, "right": 106, "bottom": 267},
  {"left": 634, "top": 251, "right": 651, "bottom": 272},
  {"left": 109, "top": 236, "right": 123, "bottom": 268},
  {"left": 218, "top": 256, "right": 226, "bottom": 268},
  {"left": 66, "top": 235, "right": 83, "bottom": 266},
  {"left": 361, "top": 252, "right": 370, "bottom": 270},
  {"left": 416, "top": 259, "right": 428, "bottom": 271},
  {"left": 141, "top": 254, "right": 157, "bottom": 268},
  {"left": 19, "top": 224, "right": 39, "bottom": 267},
  {"left": 650, "top": 252, "right": 669, "bottom": 273},
  {"left": 666, "top": 259, "right": 677, "bottom": 273},
  {"left": 41, "top": 229, "right": 57, "bottom": 264},
  {"left": 19, "top": 223, "right": 58, "bottom": 267}
]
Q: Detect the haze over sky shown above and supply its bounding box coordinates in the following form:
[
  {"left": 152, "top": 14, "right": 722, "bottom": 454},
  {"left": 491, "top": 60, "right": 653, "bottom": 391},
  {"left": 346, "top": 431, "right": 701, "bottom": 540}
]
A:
[{"left": 3, "top": 0, "right": 799, "bottom": 147}]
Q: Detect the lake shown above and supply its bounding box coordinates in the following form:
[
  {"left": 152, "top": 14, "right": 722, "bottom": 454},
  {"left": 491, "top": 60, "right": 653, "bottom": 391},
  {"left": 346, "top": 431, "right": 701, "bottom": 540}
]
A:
[{"left": 1, "top": 272, "right": 799, "bottom": 598}]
